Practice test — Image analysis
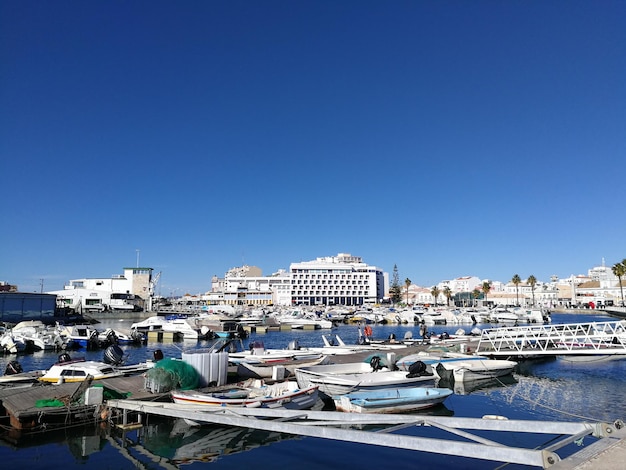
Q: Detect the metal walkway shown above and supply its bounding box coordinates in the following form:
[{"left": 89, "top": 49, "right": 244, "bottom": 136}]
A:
[
  {"left": 106, "top": 399, "right": 624, "bottom": 468},
  {"left": 474, "top": 320, "right": 626, "bottom": 359}
]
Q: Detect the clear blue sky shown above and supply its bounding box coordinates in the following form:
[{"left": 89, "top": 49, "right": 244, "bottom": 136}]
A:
[{"left": 1, "top": 1, "right": 624, "bottom": 295}]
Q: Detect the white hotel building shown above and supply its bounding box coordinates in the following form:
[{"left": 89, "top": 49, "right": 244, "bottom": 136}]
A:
[
  {"left": 207, "top": 253, "right": 386, "bottom": 307},
  {"left": 290, "top": 253, "right": 385, "bottom": 306}
]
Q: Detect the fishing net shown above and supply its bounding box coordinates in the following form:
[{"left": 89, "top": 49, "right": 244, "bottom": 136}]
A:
[{"left": 144, "top": 358, "right": 200, "bottom": 393}]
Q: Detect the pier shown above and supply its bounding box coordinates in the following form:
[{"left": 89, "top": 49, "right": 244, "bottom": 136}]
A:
[
  {"left": 105, "top": 399, "right": 626, "bottom": 469},
  {"left": 474, "top": 320, "right": 626, "bottom": 359}
]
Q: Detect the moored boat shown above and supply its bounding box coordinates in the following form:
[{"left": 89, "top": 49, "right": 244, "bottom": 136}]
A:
[
  {"left": 333, "top": 386, "right": 453, "bottom": 413},
  {"left": 38, "top": 358, "right": 124, "bottom": 383},
  {"left": 435, "top": 358, "right": 517, "bottom": 382},
  {"left": 170, "top": 380, "right": 320, "bottom": 410},
  {"left": 236, "top": 355, "right": 330, "bottom": 379},
  {"left": 308, "top": 370, "right": 436, "bottom": 398}
]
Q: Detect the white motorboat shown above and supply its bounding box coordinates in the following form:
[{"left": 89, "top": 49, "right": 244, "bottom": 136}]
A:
[
  {"left": 39, "top": 358, "right": 124, "bottom": 383},
  {"left": 307, "top": 369, "right": 436, "bottom": 398},
  {"left": 97, "top": 327, "right": 146, "bottom": 346},
  {"left": 38, "top": 349, "right": 154, "bottom": 384},
  {"left": 396, "top": 350, "right": 517, "bottom": 382},
  {"left": 10, "top": 320, "right": 65, "bottom": 351},
  {"left": 269, "top": 309, "right": 333, "bottom": 329},
  {"left": 130, "top": 316, "right": 207, "bottom": 340},
  {"left": 130, "top": 316, "right": 167, "bottom": 332},
  {"left": 294, "top": 358, "right": 391, "bottom": 390},
  {"left": 395, "top": 350, "right": 490, "bottom": 372},
  {"left": 58, "top": 324, "right": 99, "bottom": 349},
  {"left": 435, "top": 358, "right": 517, "bottom": 382},
  {"left": 489, "top": 307, "right": 519, "bottom": 324}
]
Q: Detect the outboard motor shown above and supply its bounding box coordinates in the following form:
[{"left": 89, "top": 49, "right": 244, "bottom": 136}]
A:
[
  {"left": 288, "top": 339, "right": 300, "bottom": 350},
  {"left": 406, "top": 360, "right": 432, "bottom": 378},
  {"left": 103, "top": 344, "right": 125, "bottom": 365},
  {"left": 58, "top": 353, "right": 72, "bottom": 363},
  {"left": 370, "top": 355, "right": 383, "bottom": 372},
  {"left": 5, "top": 360, "right": 23, "bottom": 375},
  {"left": 153, "top": 349, "right": 164, "bottom": 361}
]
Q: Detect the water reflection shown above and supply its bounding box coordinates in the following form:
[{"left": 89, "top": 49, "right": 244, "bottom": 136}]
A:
[
  {"left": 134, "top": 418, "right": 298, "bottom": 465},
  {"left": 438, "top": 373, "right": 518, "bottom": 396}
]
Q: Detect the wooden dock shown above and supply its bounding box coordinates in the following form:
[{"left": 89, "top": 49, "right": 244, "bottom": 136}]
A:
[{"left": 0, "top": 375, "right": 168, "bottom": 431}]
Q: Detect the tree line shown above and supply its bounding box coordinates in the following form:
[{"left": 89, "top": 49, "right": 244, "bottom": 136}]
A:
[{"left": 389, "top": 258, "right": 626, "bottom": 308}]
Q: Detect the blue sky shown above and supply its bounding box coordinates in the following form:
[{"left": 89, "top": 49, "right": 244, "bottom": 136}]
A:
[{"left": 1, "top": 1, "right": 624, "bottom": 295}]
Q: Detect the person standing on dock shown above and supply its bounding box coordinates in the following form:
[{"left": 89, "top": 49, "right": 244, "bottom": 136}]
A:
[
  {"left": 364, "top": 324, "right": 373, "bottom": 341},
  {"left": 419, "top": 322, "right": 428, "bottom": 343}
]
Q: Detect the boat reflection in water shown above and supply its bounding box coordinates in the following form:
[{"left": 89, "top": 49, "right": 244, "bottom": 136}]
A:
[
  {"left": 138, "top": 418, "right": 300, "bottom": 465},
  {"left": 438, "top": 373, "right": 519, "bottom": 396}
]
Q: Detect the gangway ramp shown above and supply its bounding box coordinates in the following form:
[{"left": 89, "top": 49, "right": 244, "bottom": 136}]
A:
[
  {"left": 106, "top": 399, "right": 624, "bottom": 468},
  {"left": 474, "top": 320, "right": 626, "bottom": 359}
]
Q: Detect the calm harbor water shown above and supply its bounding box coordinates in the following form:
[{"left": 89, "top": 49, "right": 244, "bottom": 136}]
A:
[{"left": 1, "top": 312, "right": 625, "bottom": 469}]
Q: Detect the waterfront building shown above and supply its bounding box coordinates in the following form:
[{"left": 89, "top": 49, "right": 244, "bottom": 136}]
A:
[
  {"left": 205, "top": 254, "right": 385, "bottom": 307},
  {"left": 46, "top": 267, "right": 158, "bottom": 313},
  {"left": 206, "top": 268, "right": 291, "bottom": 306},
  {"left": 444, "top": 276, "right": 482, "bottom": 294},
  {"left": 289, "top": 253, "right": 385, "bottom": 306}
]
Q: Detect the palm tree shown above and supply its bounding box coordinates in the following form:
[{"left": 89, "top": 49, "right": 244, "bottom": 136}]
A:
[
  {"left": 404, "top": 278, "right": 411, "bottom": 305},
  {"left": 511, "top": 274, "right": 521, "bottom": 306},
  {"left": 443, "top": 286, "right": 452, "bottom": 307},
  {"left": 612, "top": 261, "right": 626, "bottom": 307},
  {"left": 481, "top": 281, "right": 491, "bottom": 307},
  {"left": 472, "top": 289, "right": 481, "bottom": 307},
  {"left": 431, "top": 286, "right": 441, "bottom": 306},
  {"left": 527, "top": 275, "right": 537, "bottom": 306}
]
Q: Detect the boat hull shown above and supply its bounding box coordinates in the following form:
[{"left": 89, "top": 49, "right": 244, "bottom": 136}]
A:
[
  {"left": 171, "top": 383, "right": 320, "bottom": 410},
  {"left": 237, "top": 356, "right": 330, "bottom": 379},
  {"left": 435, "top": 359, "right": 517, "bottom": 382},
  {"left": 308, "top": 370, "right": 436, "bottom": 398},
  {"left": 333, "top": 387, "right": 453, "bottom": 413}
]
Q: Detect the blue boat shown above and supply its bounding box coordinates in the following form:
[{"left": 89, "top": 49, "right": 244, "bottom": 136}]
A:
[{"left": 333, "top": 386, "right": 453, "bottom": 414}]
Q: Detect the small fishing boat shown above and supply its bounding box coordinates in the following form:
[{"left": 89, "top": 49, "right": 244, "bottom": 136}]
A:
[
  {"left": 333, "top": 386, "right": 453, "bottom": 414},
  {"left": 0, "top": 360, "right": 46, "bottom": 388},
  {"left": 58, "top": 324, "right": 99, "bottom": 349},
  {"left": 294, "top": 356, "right": 391, "bottom": 390},
  {"left": 170, "top": 380, "right": 320, "bottom": 410},
  {"left": 435, "top": 358, "right": 517, "bottom": 382},
  {"left": 306, "top": 367, "right": 436, "bottom": 398}
]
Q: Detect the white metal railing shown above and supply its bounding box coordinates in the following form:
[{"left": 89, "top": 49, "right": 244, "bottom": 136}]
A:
[
  {"left": 475, "top": 320, "right": 626, "bottom": 357},
  {"left": 106, "top": 400, "right": 624, "bottom": 469}
]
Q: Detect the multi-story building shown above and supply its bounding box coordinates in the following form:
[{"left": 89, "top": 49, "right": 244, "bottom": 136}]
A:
[
  {"left": 47, "top": 267, "right": 157, "bottom": 312},
  {"left": 207, "top": 268, "right": 290, "bottom": 306},
  {"left": 289, "top": 253, "right": 385, "bottom": 306},
  {"left": 206, "top": 255, "right": 385, "bottom": 307}
]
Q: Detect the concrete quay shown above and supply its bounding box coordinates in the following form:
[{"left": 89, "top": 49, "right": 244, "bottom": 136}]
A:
[{"left": 551, "top": 426, "right": 626, "bottom": 469}]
